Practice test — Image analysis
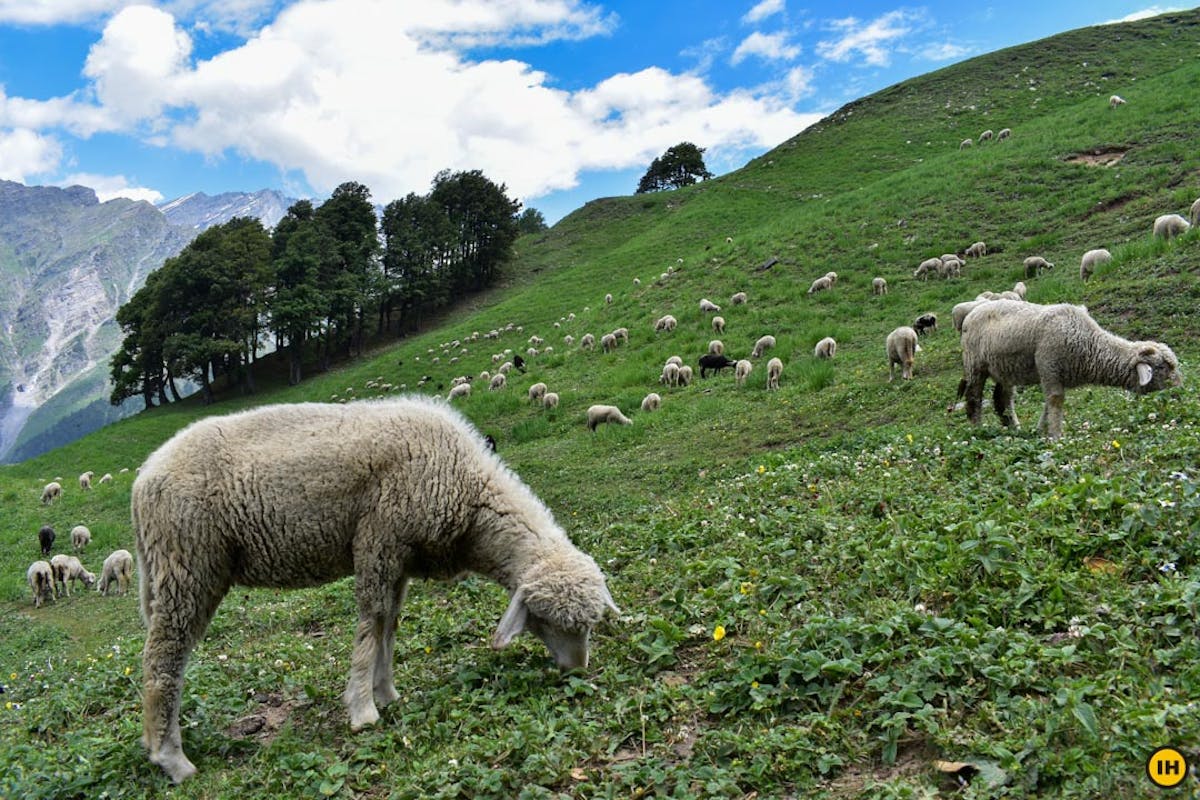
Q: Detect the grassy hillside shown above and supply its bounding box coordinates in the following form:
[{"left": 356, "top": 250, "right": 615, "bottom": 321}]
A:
[{"left": 3, "top": 10, "right": 1200, "bottom": 798}]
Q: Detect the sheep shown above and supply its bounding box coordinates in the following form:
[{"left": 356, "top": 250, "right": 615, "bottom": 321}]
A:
[
  {"left": 613, "top": 327, "right": 629, "bottom": 344},
  {"left": 677, "top": 365, "right": 694, "bottom": 386},
  {"left": 71, "top": 525, "right": 91, "bottom": 551},
  {"left": 528, "top": 382, "right": 548, "bottom": 403},
  {"left": 653, "top": 316, "right": 677, "bottom": 333},
  {"left": 978, "top": 129, "right": 994, "bottom": 143},
  {"left": 489, "top": 373, "right": 507, "bottom": 391},
  {"left": 958, "top": 300, "right": 1181, "bottom": 439},
  {"left": 997, "top": 128, "right": 1012, "bottom": 140},
  {"left": 1023, "top": 256, "right": 1054, "bottom": 278},
  {"left": 563, "top": 335, "right": 574, "bottom": 347},
  {"left": 996, "top": 290, "right": 1023, "bottom": 301},
  {"left": 27, "top": 561, "right": 54, "bottom": 608},
  {"left": 41, "top": 481, "right": 62, "bottom": 504},
  {"left": 699, "top": 353, "right": 737, "bottom": 377},
  {"left": 708, "top": 340, "right": 725, "bottom": 356},
  {"left": 913, "top": 257, "right": 942, "bottom": 280},
  {"left": 1012, "top": 281, "right": 1028, "bottom": 300},
  {"left": 587, "top": 404, "right": 633, "bottom": 430},
  {"left": 953, "top": 300, "right": 986, "bottom": 334},
  {"left": 1075, "top": 246, "right": 1111, "bottom": 282},
  {"left": 808, "top": 276, "right": 833, "bottom": 294},
  {"left": 498, "top": 361, "right": 514, "bottom": 374},
  {"left": 134, "top": 399, "right": 618, "bottom": 783},
  {"left": 814, "top": 337, "right": 837, "bottom": 359},
  {"left": 1153, "top": 213, "right": 1190, "bottom": 239},
  {"left": 665, "top": 356, "right": 683, "bottom": 368},
  {"left": 730, "top": 292, "right": 747, "bottom": 306},
  {"left": 543, "top": 392, "right": 560, "bottom": 410},
  {"left": 965, "top": 241, "right": 987, "bottom": 258},
  {"left": 751, "top": 335, "right": 776, "bottom": 359},
  {"left": 725, "top": 236, "right": 733, "bottom": 244},
  {"left": 660, "top": 363, "right": 680, "bottom": 387},
  {"left": 824, "top": 271, "right": 838, "bottom": 284},
  {"left": 447, "top": 383, "right": 472, "bottom": 400},
  {"left": 38, "top": 525, "right": 55, "bottom": 556},
  {"left": 50, "top": 554, "right": 96, "bottom": 597},
  {"left": 80, "top": 471, "right": 94, "bottom": 490},
  {"left": 1109, "top": 94, "right": 1126, "bottom": 109},
  {"left": 886, "top": 326, "right": 919, "bottom": 381},
  {"left": 766, "top": 357, "right": 783, "bottom": 391},
  {"left": 735, "top": 359, "right": 753, "bottom": 386},
  {"left": 913, "top": 313, "right": 938, "bottom": 337},
  {"left": 959, "top": 138, "right": 973, "bottom": 150},
  {"left": 641, "top": 393, "right": 661, "bottom": 412},
  {"left": 712, "top": 316, "right": 725, "bottom": 334},
  {"left": 1191, "top": 197, "right": 1200, "bottom": 227},
  {"left": 100, "top": 472, "right": 113, "bottom": 485},
  {"left": 580, "top": 333, "right": 596, "bottom": 350},
  {"left": 633, "top": 277, "right": 641, "bottom": 285},
  {"left": 872, "top": 277, "right": 888, "bottom": 295},
  {"left": 98, "top": 548, "right": 133, "bottom": 596},
  {"left": 605, "top": 293, "right": 613, "bottom": 305},
  {"left": 699, "top": 298, "right": 721, "bottom": 313},
  {"left": 600, "top": 333, "right": 618, "bottom": 353},
  {"left": 937, "top": 258, "right": 962, "bottom": 279}
]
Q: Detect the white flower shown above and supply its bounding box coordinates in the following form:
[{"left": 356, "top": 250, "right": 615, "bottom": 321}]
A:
[{"left": 1159, "top": 562, "right": 1177, "bottom": 574}]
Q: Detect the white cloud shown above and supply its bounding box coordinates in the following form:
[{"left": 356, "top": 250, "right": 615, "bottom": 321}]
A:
[
  {"left": 1102, "top": 5, "right": 1184, "bottom": 24},
  {"left": 731, "top": 31, "right": 800, "bottom": 65},
  {"left": 0, "top": 0, "right": 126, "bottom": 25},
  {"left": 61, "top": 172, "right": 164, "bottom": 203},
  {"left": 0, "top": 128, "right": 62, "bottom": 182},
  {"left": 742, "top": 0, "right": 784, "bottom": 25},
  {"left": 916, "top": 42, "right": 972, "bottom": 62},
  {"left": 816, "top": 10, "right": 920, "bottom": 67}
]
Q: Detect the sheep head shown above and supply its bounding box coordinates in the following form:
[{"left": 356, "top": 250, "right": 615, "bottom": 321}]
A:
[{"left": 1132, "top": 343, "right": 1182, "bottom": 393}]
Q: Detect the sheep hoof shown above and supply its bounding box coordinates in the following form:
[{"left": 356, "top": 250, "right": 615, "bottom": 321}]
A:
[
  {"left": 151, "top": 748, "right": 197, "bottom": 784},
  {"left": 348, "top": 704, "right": 380, "bottom": 731},
  {"left": 374, "top": 684, "right": 400, "bottom": 707}
]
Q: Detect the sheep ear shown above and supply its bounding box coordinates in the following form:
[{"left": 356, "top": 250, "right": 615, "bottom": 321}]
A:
[
  {"left": 491, "top": 588, "right": 528, "bottom": 649},
  {"left": 1136, "top": 362, "right": 1153, "bottom": 387},
  {"left": 601, "top": 584, "right": 621, "bottom": 616}
]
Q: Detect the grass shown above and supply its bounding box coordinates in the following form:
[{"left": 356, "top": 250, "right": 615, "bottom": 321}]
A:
[{"left": 3, "top": 9, "right": 1200, "bottom": 798}]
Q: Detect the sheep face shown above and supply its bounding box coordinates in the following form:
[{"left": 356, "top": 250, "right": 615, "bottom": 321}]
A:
[{"left": 1132, "top": 343, "right": 1182, "bottom": 394}]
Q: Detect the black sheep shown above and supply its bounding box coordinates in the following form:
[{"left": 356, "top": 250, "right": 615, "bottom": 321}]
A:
[
  {"left": 914, "top": 313, "right": 938, "bottom": 336},
  {"left": 698, "top": 353, "right": 737, "bottom": 377},
  {"left": 38, "top": 525, "right": 55, "bottom": 557}
]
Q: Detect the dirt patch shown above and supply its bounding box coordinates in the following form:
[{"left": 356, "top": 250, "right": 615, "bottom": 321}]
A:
[
  {"left": 1065, "top": 147, "right": 1127, "bottom": 167},
  {"left": 226, "top": 691, "right": 303, "bottom": 743},
  {"left": 818, "top": 741, "right": 937, "bottom": 797}
]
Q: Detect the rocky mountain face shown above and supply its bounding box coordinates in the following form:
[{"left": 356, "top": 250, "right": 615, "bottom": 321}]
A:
[{"left": 0, "top": 182, "right": 296, "bottom": 463}]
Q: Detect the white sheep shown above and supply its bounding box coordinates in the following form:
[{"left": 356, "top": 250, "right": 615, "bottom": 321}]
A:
[
  {"left": 1079, "top": 248, "right": 1112, "bottom": 281},
  {"left": 808, "top": 276, "right": 833, "bottom": 294},
  {"left": 953, "top": 300, "right": 987, "bottom": 334},
  {"left": 712, "top": 316, "right": 725, "bottom": 334},
  {"left": 600, "top": 333, "right": 618, "bottom": 353},
  {"left": 489, "top": 373, "right": 507, "bottom": 391},
  {"left": 98, "top": 548, "right": 133, "bottom": 596},
  {"left": 543, "top": 392, "right": 560, "bottom": 410},
  {"left": 665, "top": 356, "right": 683, "bottom": 368},
  {"left": 50, "top": 554, "right": 96, "bottom": 597},
  {"left": 751, "top": 335, "right": 776, "bottom": 359},
  {"left": 1012, "top": 281, "right": 1028, "bottom": 300},
  {"left": 730, "top": 292, "right": 747, "bottom": 306},
  {"left": 27, "top": 561, "right": 54, "bottom": 607},
  {"left": 735, "top": 359, "right": 752, "bottom": 386},
  {"left": 99, "top": 473, "right": 113, "bottom": 485},
  {"left": 766, "top": 357, "right": 783, "bottom": 391},
  {"left": 633, "top": 277, "right": 641, "bottom": 285},
  {"left": 959, "top": 138, "right": 973, "bottom": 150},
  {"left": 1109, "top": 94, "right": 1126, "bottom": 109},
  {"left": 997, "top": 128, "right": 1012, "bottom": 140},
  {"left": 580, "top": 333, "right": 596, "bottom": 350},
  {"left": 677, "top": 365, "right": 694, "bottom": 386},
  {"left": 699, "top": 298, "right": 721, "bottom": 313},
  {"left": 653, "top": 316, "right": 677, "bottom": 333},
  {"left": 71, "top": 525, "right": 91, "bottom": 551},
  {"left": 447, "top": 383, "right": 472, "bottom": 400},
  {"left": 958, "top": 300, "right": 1181, "bottom": 438},
  {"left": 708, "top": 340, "right": 725, "bottom": 356},
  {"left": 978, "top": 129, "right": 994, "bottom": 143},
  {"left": 498, "top": 361, "right": 514, "bottom": 374},
  {"left": 563, "top": 335, "right": 575, "bottom": 347},
  {"left": 613, "top": 327, "right": 630, "bottom": 344},
  {"left": 814, "top": 337, "right": 837, "bottom": 359},
  {"left": 1191, "top": 197, "right": 1200, "bottom": 227},
  {"left": 913, "top": 257, "right": 942, "bottom": 280},
  {"left": 886, "top": 326, "right": 919, "bottom": 381},
  {"left": 872, "top": 277, "right": 888, "bottom": 295},
  {"left": 605, "top": 293, "right": 613, "bottom": 305},
  {"left": 587, "top": 404, "right": 632, "bottom": 431},
  {"left": 660, "top": 362, "right": 680, "bottom": 387},
  {"left": 641, "top": 393, "right": 661, "bottom": 412},
  {"left": 528, "top": 382, "right": 548, "bottom": 403},
  {"left": 134, "top": 399, "right": 618, "bottom": 783},
  {"left": 79, "top": 471, "right": 94, "bottom": 490},
  {"left": 937, "top": 258, "right": 962, "bottom": 279},
  {"left": 824, "top": 271, "right": 838, "bottom": 284},
  {"left": 965, "top": 241, "right": 987, "bottom": 258},
  {"left": 1023, "top": 256, "right": 1054, "bottom": 278},
  {"left": 1153, "top": 213, "right": 1190, "bottom": 239},
  {"left": 41, "top": 481, "right": 62, "bottom": 504}
]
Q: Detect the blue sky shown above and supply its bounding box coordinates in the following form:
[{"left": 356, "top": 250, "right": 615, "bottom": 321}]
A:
[{"left": 0, "top": 1, "right": 1188, "bottom": 223}]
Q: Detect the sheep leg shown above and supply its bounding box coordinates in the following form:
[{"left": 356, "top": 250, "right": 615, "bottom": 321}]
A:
[
  {"left": 993, "top": 384, "right": 1019, "bottom": 428},
  {"left": 1038, "top": 393, "right": 1066, "bottom": 439},
  {"left": 371, "top": 578, "right": 409, "bottom": 707},
  {"left": 345, "top": 537, "right": 406, "bottom": 730},
  {"left": 963, "top": 375, "right": 986, "bottom": 424}
]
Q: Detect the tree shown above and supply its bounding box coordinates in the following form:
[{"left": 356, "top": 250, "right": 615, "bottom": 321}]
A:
[
  {"left": 635, "top": 142, "right": 714, "bottom": 193},
  {"left": 313, "top": 182, "right": 380, "bottom": 363},
  {"left": 270, "top": 200, "right": 332, "bottom": 385},
  {"left": 430, "top": 169, "right": 520, "bottom": 294},
  {"left": 516, "top": 207, "right": 548, "bottom": 235}
]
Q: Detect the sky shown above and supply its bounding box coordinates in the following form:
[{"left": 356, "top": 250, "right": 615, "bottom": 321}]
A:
[{"left": 0, "top": 1, "right": 1189, "bottom": 224}]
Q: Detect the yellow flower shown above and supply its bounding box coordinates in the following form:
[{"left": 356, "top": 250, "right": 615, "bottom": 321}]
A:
[
  {"left": 754, "top": 641, "right": 764, "bottom": 650},
  {"left": 124, "top": 666, "right": 132, "bottom": 676},
  {"left": 9, "top": 673, "right": 15, "bottom": 681},
  {"left": 759, "top": 609, "right": 767, "bottom": 616},
  {"left": 906, "top": 433, "right": 913, "bottom": 443},
  {"left": 1112, "top": 440, "right": 1121, "bottom": 449},
  {"left": 756, "top": 465, "right": 765, "bottom": 475},
  {"left": 713, "top": 625, "right": 726, "bottom": 642},
  {"left": 750, "top": 681, "right": 759, "bottom": 689},
  {"left": 4, "top": 702, "right": 11, "bottom": 710}
]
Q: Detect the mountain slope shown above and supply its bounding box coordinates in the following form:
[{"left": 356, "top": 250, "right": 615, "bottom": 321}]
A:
[{"left": 158, "top": 189, "right": 295, "bottom": 231}]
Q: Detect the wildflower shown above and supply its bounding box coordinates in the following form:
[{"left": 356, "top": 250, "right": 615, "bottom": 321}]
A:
[
  {"left": 4, "top": 702, "right": 10, "bottom": 710},
  {"left": 1112, "top": 440, "right": 1121, "bottom": 449},
  {"left": 1160, "top": 562, "right": 1177, "bottom": 574},
  {"left": 906, "top": 433, "right": 913, "bottom": 444},
  {"left": 758, "top": 609, "right": 767, "bottom": 616},
  {"left": 756, "top": 465, "right": 766, "bottom": 475},
  {"left": 713, "top": 625, "right": 726, "bottom": 642},
  {"left": 8, "top": 673, "right": 15, "bottom": 681},
  {"left": 754, "top": 641, "right": 764, "bottom": 651},
  {"left": 750, "top": 681, "right": 759, "bottom": 689},
  {"left": 124, "top": 666, "right": 132, "bottom": 676}
]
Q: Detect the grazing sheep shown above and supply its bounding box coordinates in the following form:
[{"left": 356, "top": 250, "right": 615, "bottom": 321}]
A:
[
  {"left": 808, "top": 276, "right": 833, "bottom": 294},
  {"left": 448, "top": 383, "right": 472, "bottom": 400},
  {"left": 698, "top": 353, "right": 737, "bottom": 377},
  {"left": 712, "top": 316, "right": 725, "bottom": 334},
  {"left": 543, "top": 392, "right": 560, "bottom": 410},
  {"left": 600, "top": 333, "right": 618, "bottom": 353},
  {"left": 872, "top": 277, "right": 888, "bottom": 295},
  {"left": 513, "top": 354, "right": 527, "bottom": 373},
  {"left": 824, "top": 271, "right": 838, "bottom": 284},
  {"left": 677, "top": 365, "right": 694, "bottom": 386},
  {"left": 27, "top": 561, "right": 54, "bottom": 608},
  {"left": 958, "top": 300, "right": 1181, "bottom": 438},
  {"left": 965, "top": 241, "right": 987, "bottom": 258},
  {"left": 580, "top": 333, "right": 596, "bottom": 350},
  {"left": 50, "top": 554, "right": 96, "bottom": 597},
  {"left": 766, "top": 357, "right": 783, "bottom": 391},
  {"left": 1012, "top": 281, "right": 1028, "bottom": 300},
  {"left": 708, "top": 340, "right": 725, "bottom": 356},
  {"left": 71, "top": 525, "right": 91, "bottom": 551},
  {"left": 751, "top": 335, "right": 776, "bottom": 359},
  {"left": 38, "top": 525, "right": 55, "bottom": 557},
  {"left": 489, "top": 373, "right": 507, "bottom": 391},
  {"left": 660, "top": 363, "right": 680, "bottom": 387},
  {"left": 41, "top": 481, "right": 62, "bottom": 504},
  {"left": 735, "top": 359, "right": 752, "bottom": 386},
  {"left": 886, "top": 326, "right": 919, "bottom": 381},
  {"left": 587, "top": 404, "right": 633, "bottom": 430},
  {"left": 633, "top": 277, "right": 641, "bottom": 285},
  {"left": 996, "top": 290, "right": 1023, "bottom": 302},
  {"left": 498, "top": 361, "right": 514, "bottom": 374},
  {"left": 699, "top": 298, "right": 721, "bottom": 313},
  {"left": 979, "top": 129, "right": 994, "bottom": 143},
  {"left": 913, "top": 257, "right": 942, "bottom": 280},
  {"left": 913, "top": 313, "right": 938, "bottom": 337},
  {"left": 1191, "top": 197, "right": 1200, "bottom": 227},
  {"left": 653, "top": 316, "right": 677, "bottom": 333},
  {"left": 665, "top": 356, "right": 683, "bottom": 368},
  {"left": 135, "top": 399, "right": 618, "bottom": 783},
  {"left": 730, "top": 292, "right": 747, "bottom": 305},
  {"left": 528, "top": 382, "right": 548, "bottom": 403},
  {"left": 725, "top": 236, "right": 733, "bottom": 244},
  {"left": 99, "top": 473, "right": 113, "bottom": 485},
  {"left": 959, "top": 138, "right": 973, "bottom": 150},
  {"left": 613, "top": 327, "right": 629, "bottom": 344},
  {"left": 605, "top": 293, "right": 613, "bottom": 305},
  {"left": 1153, "top": 213, "right": 1191, "bottom": 239},
  {"left": 937, "top": 258, "right": 962, "bottom": 279},
  {"left": 97, "top": 548, "right": 134, "bottom": 596},
  {"left": 1109, "top": 94, "right": 1126, "bottom": 108},
  {"left": 814, "top": 337, "right": 837, "bottom": 359},
  {"left": 641, "top": 393, "right": 661, "bottom": 412},
  {"left": 79, "top": 471, "right": 94, "bottom": 490},
  {"left": 1023, "top": 256, "right": 1054, "bottom": 278},
  {"left": 563, "top": 335, "right": 574, "bottom": 347},
  {"left": 953, "top": 299, "right": 987, "bottom": 334},
  {"left": 997, "top": 128, "right": 1012, "bottom": 140}
]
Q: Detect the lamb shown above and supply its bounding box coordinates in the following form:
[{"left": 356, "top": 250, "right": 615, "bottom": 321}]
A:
[
  {"left": 824, "top": 271, "right": 838, "bottom": 284},
  {"left": 1153, "top": 213, "right": 1190, "bottom": 239},
  {"left": 1023, "top": 256, "right": 1054, "bottom": 278},
  {"left": 735, "top": 359, "right": 752, "bottom": 386},
  {"left": 872, "top": 277, "right": 888, "bottom": 295},
  {"left": 1191, "top": 197, "right": 1200, "bottom": 227},
  {"left": 528, "top": 382, "right": 548, "bottom": 403},
  {"left": 612, "top": 327, "right": 629, "bottom": 344},
  {"left": 997, "top": 128, "right": 1011, "bottom": 140},
  {"left": 39, "top": 525, "right": 55, "bottom": 556},
  {"left": 712, "top": 316, "right": 725, "bottom": 334},
  {"left": 71, "top": 525, "right": 91, "bottom": 551},
  {"left": 708, "top": 340, "right": 725, "bottom": 356},
  {"left": 937, "top": 258, "right": 962, "bottom": 279},
  {"left": 965, "top": 241, "right": 987, "bottom": 258},
  {"left": 699, "top": 353, "right": 737, "bottom": 377},
  {"left": 808, "top": 276, "right": 833, "bottom": 294},
  {"left": 886, "top": 326, "right": 919, "bottom": 381},
  {"left": 978, "top": 129, "right": 994, "bottom": 143},
  {"left": 1012, "top": 281, "right": 1028, "bottom": 300},
  {"left": 814, "top": 337, "right": 837, "bottom": 359},
  {"left": 587, "top": 404, "right": 633, "bottom": 430},
  {"left": 699, "top": 298, "right": 721, "bottom": 313},
  {"left": 79, "top": 471, "right": 94, "bottom": 490},
  {"left": 953, "top": 300, "right": 986, "bottom": 334},
  {"left": 543, "top": 392, "right": 560, "bottom": 410},
  {"left": 913, "top": 257, "right": 942, "bottom": 280},
  {"left": 41, "top": 481, "right": 62, "bottom": 504},
  {"left": 751, "top": 335, "right": 776, "bottom": 359},
  {"left": 27, "top": 561, "right": 54, "bottom": 608},
  {"left": 134, "top": 399, "right": 618, "bottom": 783},
  {"left": 98, "top": 549, "right": 133, "bottom": 596},
  {"left": 489, "top": 373, "right": 507, "bottom": 391},
  {"left": 913, "top": 313, "right": 938, "bottom": 337},
  {"left": 641, "top": 393, "right": 661, "bottom": 412},
  {"left": 50, "top": 554, "right": 96, "bottom": 597},
  {"left": 677, "top": 365, "right": 694, "bottom": 386},
  {"left": 958, "top": 300, "right": 1181, "bottom": 439},
  {"left": 1109, "top": 94, "right": 1126, "bottom": 109},
  {"left": 580, "top": 333, "right": 596, "bottom": 350},
  {"left": 660, "top": 363, "right": 680, "bottom": 387},
  {"left": 730, "top": 292, "right": 747, "bottom": 306},
  {"left": 653, "top": 316, "right": 677, "bottom": 333},
  {"left": 600, "top": 333, "right": 618, "bottom": 353},
  {"left": 447, "top": 383, "right": 472, "bottom": 400},
  {"left": 766, "top": 357, "right": 783, "bottom": 391},
  {"left": 959, "top": 138, "right": 973, "bottom": 150}
]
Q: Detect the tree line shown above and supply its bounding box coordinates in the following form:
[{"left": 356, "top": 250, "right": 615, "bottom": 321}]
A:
[{"left": 111, "top": 171, "right": 536, "bottom": 409}]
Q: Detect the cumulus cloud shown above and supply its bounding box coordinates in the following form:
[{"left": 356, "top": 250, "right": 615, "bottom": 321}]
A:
[
  {"left": 61, "top": 172, "right": 164, "bottom": 203},
  {"left": 816, "top": 10, "right": 920, "bottom": 67},
  {"left": 731, "top": 31, "right": 800, "bottom": 65},
  {"left": 742, "top": 0, "right": 784, "bottom": 25},
  {"left": 0, "top": 128, "right": 62, "bottom": 182},
  {"left": 0, "top": 0, "right": 126, "bottom": 25},
  {"left": 1102, "top": 5, "right": 1184, "bottom": 23},
  {"left": 915, "top": 41, "right": 972, "bottom": 62}
]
